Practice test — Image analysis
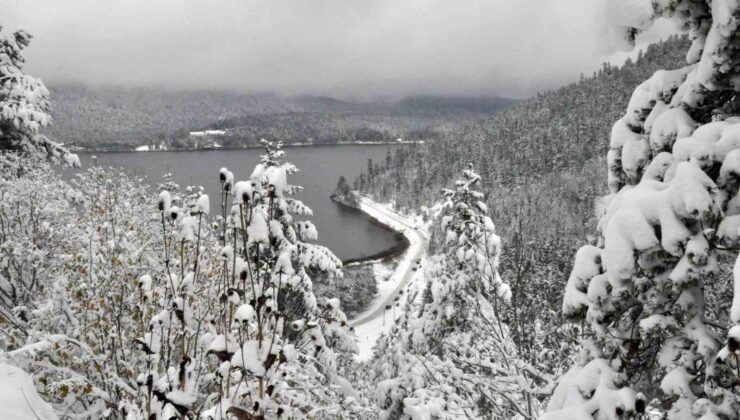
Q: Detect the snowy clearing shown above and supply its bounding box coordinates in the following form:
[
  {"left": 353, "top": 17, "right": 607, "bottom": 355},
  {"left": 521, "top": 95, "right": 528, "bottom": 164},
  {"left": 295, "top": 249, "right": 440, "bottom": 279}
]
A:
[{"left": 349, "top": 197, "right": 430, "bottom": 361}]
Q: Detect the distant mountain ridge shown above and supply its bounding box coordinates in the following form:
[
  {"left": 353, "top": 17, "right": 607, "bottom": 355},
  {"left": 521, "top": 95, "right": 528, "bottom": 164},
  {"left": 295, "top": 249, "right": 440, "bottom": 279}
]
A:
[
  {"left": 396, "top": 95, "right": 518, "bottom": 116},
  {"left": 291, "top": 95, "right": 517, "bottom": 116},
  {"left": 43, "top": 85, "right": 514, "bottom": 150}
]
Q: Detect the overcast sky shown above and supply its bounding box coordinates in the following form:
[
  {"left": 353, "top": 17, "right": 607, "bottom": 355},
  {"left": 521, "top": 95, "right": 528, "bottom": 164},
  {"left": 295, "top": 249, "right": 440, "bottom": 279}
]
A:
[{"left": 3, "top": 0, "right": 676, "bottom": 99}]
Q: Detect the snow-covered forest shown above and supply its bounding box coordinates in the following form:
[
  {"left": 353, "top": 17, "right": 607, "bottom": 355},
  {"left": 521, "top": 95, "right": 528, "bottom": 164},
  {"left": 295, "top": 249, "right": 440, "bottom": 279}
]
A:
[{"left": 3, "top": 0, "right": 740, "bottom": 418}]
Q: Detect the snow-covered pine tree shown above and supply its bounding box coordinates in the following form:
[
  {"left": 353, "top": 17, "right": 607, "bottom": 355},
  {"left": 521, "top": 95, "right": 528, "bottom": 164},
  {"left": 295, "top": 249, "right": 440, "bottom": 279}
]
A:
[
  {"left": 372, "top": 165, "right": 546, "bottom": 419},
  {"left": 0, "top": 26, "right": 78, "bottom": 166},
  {"left": 547, "top": 1, "right": 740, "bottom": 418},
  {"left": 330, "top": 175, "right": 359, "bottom": 208}
]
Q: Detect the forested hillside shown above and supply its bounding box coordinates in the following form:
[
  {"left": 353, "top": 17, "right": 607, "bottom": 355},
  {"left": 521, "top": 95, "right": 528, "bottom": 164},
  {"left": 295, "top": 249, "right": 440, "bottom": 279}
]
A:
[
  {"left": 43, "top": 86, "right": 301, "bottom": 149},
  {"left": 43, "top": 85, "right": 514, "bottom": 150},
  {"left": 361, "top": 35, "right": 691, "bottom": 204},
  {"left": 360, "top": 34, "right": 691, "bottom": 380}
]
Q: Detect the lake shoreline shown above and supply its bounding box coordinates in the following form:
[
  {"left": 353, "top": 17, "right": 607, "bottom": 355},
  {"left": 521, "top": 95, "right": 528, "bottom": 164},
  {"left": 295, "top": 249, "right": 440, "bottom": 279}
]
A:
[
  {"left": 331, "top": 194, "right": 410, "bottom": 266},
  {"left": 68, "top": 140, "right": 423, "bottom": 153},
  {"left": 71, "top": 146, "right": 403, "bottom": 261}
]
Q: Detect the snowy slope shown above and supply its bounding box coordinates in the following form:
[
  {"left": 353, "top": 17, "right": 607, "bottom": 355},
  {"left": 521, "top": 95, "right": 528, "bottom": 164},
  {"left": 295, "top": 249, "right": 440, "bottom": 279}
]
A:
[
  {"left": 0, "top": 363, "right": 58, "bottom": 420},
  {"left": 349, "top": 197, "right": 430, "bottom": 361}
]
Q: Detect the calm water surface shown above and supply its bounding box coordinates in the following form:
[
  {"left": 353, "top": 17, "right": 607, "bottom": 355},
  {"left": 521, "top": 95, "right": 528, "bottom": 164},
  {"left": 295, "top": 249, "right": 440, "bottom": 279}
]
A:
[{"left": 73, "top": 145, "right": 399, "bottom": 261}]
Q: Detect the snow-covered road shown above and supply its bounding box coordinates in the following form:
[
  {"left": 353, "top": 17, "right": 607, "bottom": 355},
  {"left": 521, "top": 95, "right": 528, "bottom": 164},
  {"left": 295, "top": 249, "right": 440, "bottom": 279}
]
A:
[{"left": 349, "top": 197, "right": 429, "bottom": 361}]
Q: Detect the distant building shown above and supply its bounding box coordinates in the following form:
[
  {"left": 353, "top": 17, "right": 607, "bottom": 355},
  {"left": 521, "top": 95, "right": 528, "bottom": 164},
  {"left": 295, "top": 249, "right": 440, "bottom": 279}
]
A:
[
  {"left": 188, "top": 129, "right": 227, "bottom": 149},
  {"left": 189, "top": 129, "right": 226, "bottom": 137}
]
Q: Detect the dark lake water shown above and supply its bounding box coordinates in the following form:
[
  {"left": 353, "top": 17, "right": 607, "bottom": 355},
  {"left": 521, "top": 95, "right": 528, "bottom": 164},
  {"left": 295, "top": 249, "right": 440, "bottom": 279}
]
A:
[{"left": 71, "top": 145, "right": 399, "bottom": 261}]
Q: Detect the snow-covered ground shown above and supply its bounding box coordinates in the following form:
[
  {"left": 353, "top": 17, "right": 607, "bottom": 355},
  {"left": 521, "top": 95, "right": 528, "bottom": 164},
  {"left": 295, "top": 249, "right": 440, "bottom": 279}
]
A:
[
  {"left": 0, "top": 363, "right": 58, "bottom": 419},
  {"left": 349, "top": 197, "right": 430, "bottom": 361}
]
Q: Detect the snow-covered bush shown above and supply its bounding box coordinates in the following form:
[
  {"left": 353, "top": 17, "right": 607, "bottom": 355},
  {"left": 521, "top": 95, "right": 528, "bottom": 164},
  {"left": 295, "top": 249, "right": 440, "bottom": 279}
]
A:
[
  {"left": 0, "top": 26, "right": 78, "bottom": 166},
  {"left": 370, "top": 166, "right": 547, "bottom": 419},
  {"left": 1, "top": 141, "right": 361, "bottom": 418},
  {"left": 547, "top": 1, "right": 740, "bottom": 418},
  {"left": 0, "top": 158, "right": 76, "bottom": 320},
  {"left": 1, "top": 161, "right": 170, "bottom": 417}
]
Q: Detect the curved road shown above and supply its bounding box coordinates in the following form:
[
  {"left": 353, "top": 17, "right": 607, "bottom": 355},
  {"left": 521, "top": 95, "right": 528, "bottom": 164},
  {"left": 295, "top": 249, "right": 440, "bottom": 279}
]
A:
[{"left": 350, "top": 198, "right": 429, "bottom": 328}]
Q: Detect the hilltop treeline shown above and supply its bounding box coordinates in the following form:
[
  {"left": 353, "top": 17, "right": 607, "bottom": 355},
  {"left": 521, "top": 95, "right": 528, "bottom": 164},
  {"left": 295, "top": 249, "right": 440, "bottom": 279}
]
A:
[{"left": 43, "top": 85, "right": 514, "bottom": 150}]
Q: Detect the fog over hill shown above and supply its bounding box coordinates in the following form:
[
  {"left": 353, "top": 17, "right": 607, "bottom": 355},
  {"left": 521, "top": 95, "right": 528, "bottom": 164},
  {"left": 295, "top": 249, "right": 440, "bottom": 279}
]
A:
[{"left": 7, "top": 0, "right": 673, "bottom": 98}]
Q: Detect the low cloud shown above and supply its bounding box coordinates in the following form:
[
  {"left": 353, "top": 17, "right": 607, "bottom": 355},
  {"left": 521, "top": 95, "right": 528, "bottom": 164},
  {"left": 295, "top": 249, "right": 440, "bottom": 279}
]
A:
[{"left": 4, "top": 0, "right": 676, "bottom": 98}]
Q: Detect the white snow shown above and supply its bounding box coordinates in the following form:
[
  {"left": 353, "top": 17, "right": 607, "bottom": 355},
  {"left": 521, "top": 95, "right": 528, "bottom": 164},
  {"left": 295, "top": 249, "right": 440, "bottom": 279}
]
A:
[
  {"left": 179, "top": 216, "right": 199, "bottom": 242},
  {"left": 562, "top": 245, "right": 602, "bottom": 317},
  {"left": 230, "top": 340, "right": 267, "bottom": 377},
  {"left": 196, "top": 194, "right": 210, "bottom": 215},
  {"left": 660, "top": 366, "right": 694, "bottom": 398},
  {"left": 649, "top": 108, "right": 696, "bottom": 153},
  {"left": 64, "top": 153, "right": 81, "bottom": 168},
  {"left": 265, "top": 165, "right": 288, "bottom": 197},
  {"left": 158, "top": 191, "right": 171, "bottom": 212},
  {"left": 0, "top": 363, "right": 58, "bottom": 419},
  {"left": 544, "top": 358, "right": 638, "bottom": 419},
  {"left": 190, "top": 129, "right": 226, "bottom": 137},
  {"left": 247, "top": 211, "right": 269, "bottom": 245},
  {"left": 732, "top": 253, "right": 740, "bottom": 323},
  {"left": 234, "top": 304, "right": 256, "bottom": 325},
  {"left": 207, "top": 334, "right": 236, "bottom": 354}
]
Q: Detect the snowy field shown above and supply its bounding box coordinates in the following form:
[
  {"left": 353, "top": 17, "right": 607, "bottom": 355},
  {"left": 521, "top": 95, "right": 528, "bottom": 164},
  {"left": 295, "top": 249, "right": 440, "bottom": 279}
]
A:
[{"left": 349, "top": 197, "right": 430, "bottom": 361}]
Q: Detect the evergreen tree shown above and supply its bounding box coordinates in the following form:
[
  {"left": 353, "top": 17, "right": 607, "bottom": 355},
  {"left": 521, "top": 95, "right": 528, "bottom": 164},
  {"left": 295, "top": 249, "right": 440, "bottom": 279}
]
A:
[
  {"left": 547, "top": 2, "right": 740, "bottom": 418},
  {"left": 371, "top": 166, "right": 543, "bottom": 419},
  {"left": 0, "top": 26, "right": 77, "bottom": 166},
  {"left": 336, "top": 175, "right": 349, "bottom": 193}
]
